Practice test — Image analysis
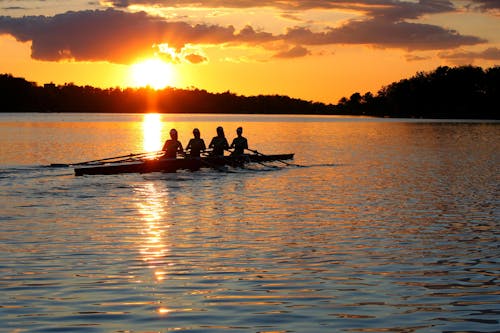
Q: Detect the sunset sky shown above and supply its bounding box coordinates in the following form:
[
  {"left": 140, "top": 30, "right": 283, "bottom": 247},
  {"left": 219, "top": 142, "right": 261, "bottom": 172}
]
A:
[{"left": 0, "top": 0, "right": 499, "bottom": 104}]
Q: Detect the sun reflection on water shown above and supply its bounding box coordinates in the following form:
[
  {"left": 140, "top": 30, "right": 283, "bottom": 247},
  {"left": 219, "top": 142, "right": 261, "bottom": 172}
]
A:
[
  {"left": 136, "top": 182, "right": 170, "bottom": 282},
  {"left": 134, "top": 182, "right": 175, "bottom": 315},
  {"left": 142, "top": 113, "right": 163, "bottom": 152}
]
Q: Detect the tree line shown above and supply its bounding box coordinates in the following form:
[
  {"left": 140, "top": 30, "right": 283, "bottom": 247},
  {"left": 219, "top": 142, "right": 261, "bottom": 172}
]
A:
[
  {"left": 0, "top": 75, "right": 332, "bottom": 115},
  {"left": 1, "top": 65, "right": 498, "bottom": 119},
  {"left": 336, "top": 65, "right": 499, "bottom": 119}
]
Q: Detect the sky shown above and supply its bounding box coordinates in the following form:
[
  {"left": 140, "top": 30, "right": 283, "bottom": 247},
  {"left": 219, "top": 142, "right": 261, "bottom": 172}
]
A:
[{"left": 0, "top": 0, "right": 499, "bottom": 104}]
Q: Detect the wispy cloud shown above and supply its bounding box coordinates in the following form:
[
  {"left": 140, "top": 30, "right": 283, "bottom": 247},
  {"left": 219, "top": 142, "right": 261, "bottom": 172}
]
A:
[
  {"left": 103, "top": 0, "right": 455, "bottom": 12},
  {"left": 104, "top": 0, "right": 458, "bottom": 14},
  {"left": 405, "top": 54, "right": 432, "bottom": 62},
  {"left": 1, "top": 7, "right": 27, "bottom": 11},
  {"left": 273, "top": 45, "right": 310, "bottom": 58},
  {"left": 439, "top": 47, "right": 500, "bottom": 62}
]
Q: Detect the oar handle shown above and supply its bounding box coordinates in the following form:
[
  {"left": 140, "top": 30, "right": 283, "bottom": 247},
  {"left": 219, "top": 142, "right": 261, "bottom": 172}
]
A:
[
  {"left": 200, "top": 148, "right": 214, "bottom": 156},
  {"left": 246, "top": 148, "right": 262, "bottom": 155}
]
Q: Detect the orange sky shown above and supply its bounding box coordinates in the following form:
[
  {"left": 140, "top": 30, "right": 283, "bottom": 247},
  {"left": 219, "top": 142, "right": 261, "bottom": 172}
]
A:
[{"left": 0, "top": 0, "right": 499, "bottom": 104}]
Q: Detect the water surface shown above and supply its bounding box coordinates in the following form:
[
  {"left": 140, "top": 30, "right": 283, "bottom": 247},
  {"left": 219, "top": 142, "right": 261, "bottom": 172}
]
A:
[{"left": 0, "top": 113, "right": 498, "bottom": 332}]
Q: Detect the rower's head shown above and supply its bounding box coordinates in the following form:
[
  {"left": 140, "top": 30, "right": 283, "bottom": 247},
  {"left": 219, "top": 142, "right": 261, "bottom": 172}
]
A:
[
  {"left": 169, "top": 128, "right": 178, "bottom": 140},
  {"left": 216, "top": 126, "right": 225, "bottom": 137},
  {"left": 193, "top": 128, "right": 200, "bottom": 138},
  {"left": 236, "top": 127, "right": 243, "bottom": 136}
]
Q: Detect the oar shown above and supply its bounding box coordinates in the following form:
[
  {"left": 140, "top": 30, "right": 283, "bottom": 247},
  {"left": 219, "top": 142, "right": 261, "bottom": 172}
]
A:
[
  {"left": 50, "top": 151, "right": 163, "bottom": 167},
  {"left": 200, "top": 148, "right": 214, "bottom": 156},
  {"left": 245, "top": 148, "right": 303, "bottom": 167},
  {"left": 71, "top": 152, "right": 162, "bottom": 165}
]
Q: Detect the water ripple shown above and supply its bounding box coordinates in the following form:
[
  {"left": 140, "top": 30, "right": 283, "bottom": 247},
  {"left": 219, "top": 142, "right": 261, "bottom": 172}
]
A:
[{"left": 1, "top": 121, "right": 499, "bottom": 332}]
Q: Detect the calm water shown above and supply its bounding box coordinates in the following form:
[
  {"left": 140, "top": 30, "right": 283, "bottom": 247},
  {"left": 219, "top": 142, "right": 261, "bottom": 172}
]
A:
[{"left": 0, "top": 113, "right": 498, "bottom": 333}]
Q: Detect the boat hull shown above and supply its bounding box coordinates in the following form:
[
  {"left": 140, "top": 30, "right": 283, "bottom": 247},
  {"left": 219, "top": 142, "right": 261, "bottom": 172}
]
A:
[{"left": 74, "top": 153, "right": 294, "bottom": 176}]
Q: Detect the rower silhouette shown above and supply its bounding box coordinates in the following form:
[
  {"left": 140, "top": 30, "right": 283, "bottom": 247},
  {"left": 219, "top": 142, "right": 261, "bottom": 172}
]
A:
[
  {"left": 209, "top": 126, "right": 229, "bottom": 156},
  {"left": 162, "top": 128, "right": 183, "bottom": 158},
  {"left": 230, "top": 126, "right": 248, "bottom": 156},
  {"left": 186, "top": 128, "right": 206, "bottom": 158}
]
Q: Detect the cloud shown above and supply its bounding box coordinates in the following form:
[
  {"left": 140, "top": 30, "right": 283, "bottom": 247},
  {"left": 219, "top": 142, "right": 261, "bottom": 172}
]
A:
[
  {"left": 106, "top": 0, "right": 499, "bottom": 20},
  {"left": 184, "top": 53, "right": 207, "bottom": 63},
  {"left": 365, "top": 0, "right": 455, "bottom": 20},
  {"left": 235, "top": 25, "right": 274, "bottom": 44},
  {"left": 466, "top": 0, "right": 500, "bottom": 11},
  {"left": 0, "top": 2, "right": 489, "bottom": 64},
  {"left": 405, "top": 54, "right": 431, "bottom": 62},
  {"left": 280, "top": 13, "right": 305, "bottom": 22},
  {"left": 110, "top": 0, "right": 486, "bottom": 50},
  {"left": 282, "top": 19, "right": 484, "bottom": 51},
  {"left": 0, "top": 8, "right": 281, "bottom": 64},
  {"left": 102, "top": 0, "right": 454, "bottom": 13},
  {"left": 278, "top": 1, "right": 483, "bottom": 51},
  {"left": 1, "top": 7, "right": 26, "bottom": 11},
  {"left": 439, "top": 47, "right": 500, "bottom": 62},
  {"left": 273, "top": 45, "right": 310, "bottom": 58},
  {"left": 105, "top": 0, "right": 458, "bottom": 17},
  {"left": 0, "top": 8, "right": 238, "bottom": 63},
  {"left": 110, "top": 0, "right": 130, "bottom": 8}
]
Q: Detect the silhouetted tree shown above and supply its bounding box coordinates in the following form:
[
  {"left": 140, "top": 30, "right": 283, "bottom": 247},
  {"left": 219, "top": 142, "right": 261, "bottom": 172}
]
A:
[
  {"left": 1, "top": 66, "right": 498, "bottom": 118},
  {"left": 338, "top": 65, "right": 499, "bottom": 119}
]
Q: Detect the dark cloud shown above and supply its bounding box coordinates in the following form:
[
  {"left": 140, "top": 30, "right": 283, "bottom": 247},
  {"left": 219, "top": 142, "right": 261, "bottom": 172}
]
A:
[
  {"left": 283, "top": 19, "right": 484, "bottom": 50},
  {"left": 366, "top": 0, "right": 455, "bottom": 20},
  {"left": 273, "top": 45, "right": 310, "bottom": 58}
]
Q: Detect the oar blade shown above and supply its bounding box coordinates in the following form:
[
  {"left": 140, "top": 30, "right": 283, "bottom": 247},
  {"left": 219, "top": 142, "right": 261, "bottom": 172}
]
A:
[{"left": 49, "top": 163, "right": 70, "bottom": 168}]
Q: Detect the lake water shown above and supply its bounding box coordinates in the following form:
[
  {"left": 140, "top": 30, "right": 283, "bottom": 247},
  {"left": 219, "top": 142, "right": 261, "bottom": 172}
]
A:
[{"left": 0, "top": 113, "right": 498, "bottom": 333}]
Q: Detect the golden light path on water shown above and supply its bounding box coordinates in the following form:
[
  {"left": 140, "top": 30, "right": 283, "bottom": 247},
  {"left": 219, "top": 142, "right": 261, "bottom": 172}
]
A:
[
  {"left": 142, "top": 113, "right": 163, "bottom": 152},
  {"left": 135, "top": 181, "right": 172, "bottom": 315}
]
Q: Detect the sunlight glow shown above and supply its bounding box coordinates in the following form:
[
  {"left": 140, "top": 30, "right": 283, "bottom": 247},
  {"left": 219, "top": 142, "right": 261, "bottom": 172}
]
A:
[
  {"left": 136, "top": 183, "right": 171, "bottom": 283},
  {"left": 142, "top": 113, "right": 163, "bottom": 152},
  {"left": 158, "top": 307, "right": 173, "bottom": 315},
  {"left": 131, "top": 58, "right": 175, "bottom": 89}
]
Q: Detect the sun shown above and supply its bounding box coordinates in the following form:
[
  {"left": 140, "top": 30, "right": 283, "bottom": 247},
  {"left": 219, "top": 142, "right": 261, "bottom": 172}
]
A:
[{"left": 130, "top": 58, "right": 175, "bottom": 90}]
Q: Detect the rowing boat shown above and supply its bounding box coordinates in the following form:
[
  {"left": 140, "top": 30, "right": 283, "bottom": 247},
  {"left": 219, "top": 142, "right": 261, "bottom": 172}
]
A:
[{"left": 74, "top": 153, "right": 294, "bottom": 176}]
